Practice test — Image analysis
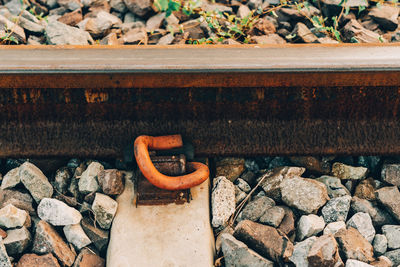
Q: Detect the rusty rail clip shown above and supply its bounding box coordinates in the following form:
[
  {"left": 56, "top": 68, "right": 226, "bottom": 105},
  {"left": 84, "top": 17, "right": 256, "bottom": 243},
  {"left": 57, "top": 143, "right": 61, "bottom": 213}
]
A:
[{"left": 134, "top": 134, "right": 210, "bottom": 191}]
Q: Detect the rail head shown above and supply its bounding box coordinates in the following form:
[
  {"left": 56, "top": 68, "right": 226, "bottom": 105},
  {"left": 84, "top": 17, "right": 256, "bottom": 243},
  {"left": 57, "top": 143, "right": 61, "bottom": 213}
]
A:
[{"left": 1, "top": 44, "right": 400, "bottom": 74}]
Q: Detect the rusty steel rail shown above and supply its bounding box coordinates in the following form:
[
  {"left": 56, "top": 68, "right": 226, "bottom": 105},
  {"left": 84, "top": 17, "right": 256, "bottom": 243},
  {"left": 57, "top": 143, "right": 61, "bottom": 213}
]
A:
[{"left": 0, "top": 44, "right": 400, "bottom": 158}]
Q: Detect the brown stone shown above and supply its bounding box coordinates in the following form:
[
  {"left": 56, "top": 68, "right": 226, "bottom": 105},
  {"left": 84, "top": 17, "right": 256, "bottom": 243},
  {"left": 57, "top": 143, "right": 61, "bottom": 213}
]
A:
[
  {"left": 17, "top": 253, "right": 60, "bottom": 267},
  {"left": 278, "top": 206, "right": 296, "bottom": 237},
  {"left": 180, "top": 20, "right": 206, "bottom": 41},
  {"left": 342, "top": 19, "right": 384, "bottom": 43},
  {"left": 250, "top": 17, "right": 276, "bottom": 35},
  {"left": 81, "top": 217, "right": 109, "bottom": 253},
  {"left": 289, "top": 156, "right": 331, "bottom": 174},
  {"left": 376, "top": 186, "right": 400, "bottom": 222},
  {"left": 354, "top": 178, "right": 376, "bottom": 201},
  {"left": 369, "top": 5, "right": 399, "bottom": 31},
  {"left": 215, "top": 158, "right": 245, "bottom": 182},
  {"left": 290, "top": 22, "right": 318, "bottom": 43},
  {"left": 334, "top": 227, "right": 374, "bottom": 263},
  {"left": 100, "top": 32, "right": 122, "bottom": 45},
  {"left": 307, "top": 234, "right": 343, "bottom": 267},
  {"left": 233, "top": 220, "right": 293, "bottom": 263},
  {"left": 32, "top": 220, "right": 76, "bottom": 267},
  {"left": 251, "top": 34, "right": 286, "bottom": 44},
  {"left": 98, "top": 169, "right": 124, "bottom": 195},
  {"left": 0, "top": 229, "right": 6, "bottom": 239},
  {"left": 78, "top": 254, "right": 105, "bottom": 267},
  {"left": 381, "top": 164, "right": 400, "bottom": 187},
  {"left": 123, "top": 0, "right": 152, "bottom": 17},
  {"left": 58, "top": 9, "right": 83, "bottom": 26},
  {"left": 0, "top": 189, "right": 35, "bottom": 215},
  {"left": 371, "top": 256, "right": 392, "bottom": 267}
]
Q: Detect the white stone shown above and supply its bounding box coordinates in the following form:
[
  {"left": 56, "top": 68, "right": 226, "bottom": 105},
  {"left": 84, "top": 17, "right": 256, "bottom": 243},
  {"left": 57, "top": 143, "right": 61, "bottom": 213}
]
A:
[
  {"left": 0, "top": 204, "right": 28, "bottom": 229},
  {"left": 92, "top": 193, "right": 118, "bottom": 230},
  {"left": 347, "top": 212, "right": 375, "bottom": 243},
  {"left": 1, "top": 168, "right": 20, "bottom": 190},
  {"left": 37, "top": 198, "right": 82, "bottom": 226},
  {"left": 289, "top": 236, "right": 317, "bottom": 266},
  {"left": 345, "top": 259, "right": 373, "bottom": 267},
  {"left": 324, "top": 221, "right": 346, "bottom": 235},
  {"left": 382, "top": 225, "right": 400, "bottom": 249},
  {"left": 78, "top": 162, "right": 103, "bottom": 194},
  {"left": 63, "top": 224, "right": 91, "bottom": 250},
  {"left": 211, "top": 176, "right": 235, "bottom": 228},
  {"left": 19, "top": 162, "right": 53, "bottom": 203},
  {"left": 297, "top": 214, "right": 325, "bottom": 241}
]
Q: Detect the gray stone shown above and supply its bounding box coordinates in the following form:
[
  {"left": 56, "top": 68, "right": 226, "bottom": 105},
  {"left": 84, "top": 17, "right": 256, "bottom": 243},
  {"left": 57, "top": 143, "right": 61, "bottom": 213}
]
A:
[
  {"left": 345, "top": 260, "right": 373, "bottom": 267},
  {"left": 0, "top": 14, "right": 26, "bottom": 43},
  {"left": 259, "top": 206, "right": 285, "bottom": 227},
  {"left": 38, "top": 198, "right": 82, "bottom": 226},
  {"left": 321, "top": 195, "right": 351, "bottom": 223},
  {"left": 290, "top": 22, "right": 318, "bottom": 43},
  {"left": 215, "top": 226, "right": 234, "bottom": 254},
  {"left": 0, "top": 204, "right": 28, "bottom": 229},
  {"left": 281, "top": 177, "right": 329, "bottom": 214},
  {"left": 45, "top": 21, "right": 93, "bottom": 45},
  {"left": 92, "top": 193, "right": 118, "bottom": 230},
  {"left": 382, "top": 225, "right": 400, "bottom": 250},
  {"left": 235, "top": 187, "right": 247, "bottom": 205},
  {"left": 347, "top": 212, "right": 375, "bottom": 243},
  {"left": 351, "top": 197, "right": 395, "bottom": 227},
  {"left": 221, "top": 233, "right": 274, "bottom": 267},
  {"left": 369, "top": 5, "right": 399, "bottom": 31},
  {"left": 124, "top": 12, "right": 139, "bottom": 23},
  {"left": 324, "top": 221, "right": 346, "bottom": 235},
  {"left": 0, "top": 237, "right": 11, "bottom": 267},
  {"left": 211, "top": 176, "right": 235, "bottom": 228},
  {"left": 14, "top": 15, "right": 44, "bottom": 34},
  {"left": 63, "top": 224, "right": 91, "bottom": 250},
  {"left": 384, "top": 249, "right": 400, "bottom": 266},
  {"left": 146, "top": 12, "right": 165, "bottom": 31},
  {"left": 259, "top": 166, "right": 305, "bottom": 201},
  {"left": 373, "top": 234, "right": 387, "bottom": 256},
  {"left": 1, "top": 168, "right": 19, "bottom": 190},
  {"left": 316, "top": 176, "right": 350, "bottom": 198},
  {"left": 53, "top": 167, "right": 71, "bottom": 195},
  {"left": 0, "top": 189, "right": 34, "bottom": 215},
  {"left": 78, "top": 162, "right": 104, "bottom": 194},
  {"left": 297, "top": 214, "right": 325, "bottom": 241},
  {"left": 251, "top": 34, "right": 286, "bottom": 44},
  {"left": 3, "top": 227, "right": 31, "bottom": 255},
  {"left": 4, "top": 0, "right": 25, "bottom": 15},
  {"left": 19, "top": 162, "right": 53, "bottom": 203},
  {"left": 342, "top": 19, "right": 383, "bottom": 43},
  {"left": 238, "top": 196, "right": 275, "bottom": 222},
  {"left": 289, "top": 236, "right": 317, "bottom": 267},
  {"left": 57, "top": 0, "right": 81, "bottom": 11},
  {"left": 332, "top": 162, "right": 368, "bottom": 180},
  {"left": 123, "top": 0, "right": 152, "bottom": 17},
  {"left": 110, "top": 0, "right": 127, "bottom": 13},
  {"left": 157, "top": 33, "right": 174, "bottom": 45},
  {"left": 376, "top": 186, "right": 400, "bottom": 223},
  {"left": 32, "top": 220, "right": 76, "bottom": 267},
  {"left": 235, "top": 178, "right": 251, "bottom": 193},
  {"left": 381, "top": 164, "right": 400, "bottom": 186}
]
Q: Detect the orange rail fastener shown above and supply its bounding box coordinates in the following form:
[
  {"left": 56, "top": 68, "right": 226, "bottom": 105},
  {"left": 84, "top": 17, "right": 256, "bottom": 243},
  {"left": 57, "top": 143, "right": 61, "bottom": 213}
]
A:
[{"left": 134, "top": 135, "right": 210, "bottom": 190}]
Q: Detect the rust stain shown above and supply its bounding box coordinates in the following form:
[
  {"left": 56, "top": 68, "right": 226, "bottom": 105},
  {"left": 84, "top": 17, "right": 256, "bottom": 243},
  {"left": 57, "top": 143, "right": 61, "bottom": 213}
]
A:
[{"left": 84, "top": 89, "right": 109, "bottom": 103}]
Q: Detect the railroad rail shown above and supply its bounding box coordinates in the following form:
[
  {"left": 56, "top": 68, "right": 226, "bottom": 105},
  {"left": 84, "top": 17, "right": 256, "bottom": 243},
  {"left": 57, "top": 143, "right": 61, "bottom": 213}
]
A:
[{"left": 1, "top": 44, "right": 400, "bottom": 158}]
